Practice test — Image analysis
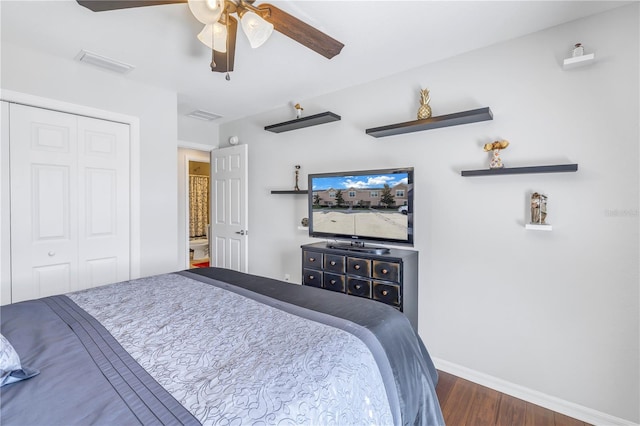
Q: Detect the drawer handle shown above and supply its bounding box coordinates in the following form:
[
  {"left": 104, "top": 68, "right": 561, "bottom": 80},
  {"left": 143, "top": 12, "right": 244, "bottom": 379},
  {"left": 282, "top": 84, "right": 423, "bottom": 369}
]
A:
[
  {"left": 381, "top": 290, "right": 389, "bottom": 296},
  {"left": 330, "top": 261, "right": 336, "bottom": 266},
  {"left": 381, "top": 268, "right": 389, "bottom": 274},
  {"left": 309, "top": 275, "right": 314, "bottom": 280},
  {"left": 309, "top": 257, "right": 316, "bottom": 262},
  {"left": 354, "top": 284, "right": 361, "bottom": 290},
  {"left": 330, "top": 279, "right": 336, "bottom": 284},
  {"left": 354, "top": 264, "right": 361, "bottom": 270}
]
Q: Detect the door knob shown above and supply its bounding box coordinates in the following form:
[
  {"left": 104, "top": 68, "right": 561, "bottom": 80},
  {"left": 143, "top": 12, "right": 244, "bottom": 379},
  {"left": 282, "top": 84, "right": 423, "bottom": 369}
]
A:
[{"left": 235, "top": 230, "right": 246, "bottom": 235}]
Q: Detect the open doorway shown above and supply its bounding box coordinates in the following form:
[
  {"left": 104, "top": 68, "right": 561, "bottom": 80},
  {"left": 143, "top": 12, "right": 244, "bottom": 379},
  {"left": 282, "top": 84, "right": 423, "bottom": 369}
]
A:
[
  {"left": 188, "top": 160, "right": 210, "bottom": 267},
  {"left": 178, "top": 147, "right": 212, "bottom": 269}
]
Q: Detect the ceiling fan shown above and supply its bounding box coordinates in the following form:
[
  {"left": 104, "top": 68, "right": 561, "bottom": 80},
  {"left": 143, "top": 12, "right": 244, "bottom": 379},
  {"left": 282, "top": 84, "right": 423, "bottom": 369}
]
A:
[{"left": 76, "top": 0, "right": 344, "bottom": 80}]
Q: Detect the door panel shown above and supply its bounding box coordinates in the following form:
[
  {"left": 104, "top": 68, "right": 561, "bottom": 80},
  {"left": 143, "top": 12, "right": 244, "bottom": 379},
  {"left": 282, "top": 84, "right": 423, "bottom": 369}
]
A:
[
  {"left": 10, "top": 105, "right": 78, "bottom": 302},
  {"left": 78, "top": 115, "right": 130, "bottom": 288},
  {"left": 32, "top": 165, "right": 70, "bottom": 240},
  {"left": 211, "top": 144, "right": 248, "bottom": 272},
  {"left": 10, "top": 104, "right": 130, "bottom": 302}
]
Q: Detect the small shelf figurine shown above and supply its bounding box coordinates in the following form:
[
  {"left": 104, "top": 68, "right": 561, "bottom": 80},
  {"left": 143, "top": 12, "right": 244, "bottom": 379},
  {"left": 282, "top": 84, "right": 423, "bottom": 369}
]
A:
[
  {"left": 417, "top": 88, "right": 432, "bottom": 120},
  {"left": 294, "top": 165, "right": 301, "bottom": 191},
  {"left": 294, "top": 103, "right": 304, "bottom": 119},
  {"left": 483, "top": 139, "right": 509, "bottom": 169},
  {"left": 530, "top": 192, "right": 548, "bottom": 224},
  {"left": 572, "top": 43, "right": 584, "bottom": 57}
]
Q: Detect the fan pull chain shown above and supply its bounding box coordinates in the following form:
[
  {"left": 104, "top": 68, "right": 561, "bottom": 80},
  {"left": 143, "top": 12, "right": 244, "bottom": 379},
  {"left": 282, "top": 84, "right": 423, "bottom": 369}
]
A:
[
  {"left": 211, "top": 28, "right": 216, "bottom": 68},
  {"left": 225, "top": 12, "right": 230, "bottom": 81}
]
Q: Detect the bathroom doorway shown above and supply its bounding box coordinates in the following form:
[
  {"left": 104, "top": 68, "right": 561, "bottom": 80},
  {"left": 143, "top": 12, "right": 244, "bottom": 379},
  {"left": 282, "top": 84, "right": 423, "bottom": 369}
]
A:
[
  {"left": 188, "top": 160, "right": 210, "bottom": 267},
  {"left": 178, "top": 147, "right": 212, "bottom": 269}
]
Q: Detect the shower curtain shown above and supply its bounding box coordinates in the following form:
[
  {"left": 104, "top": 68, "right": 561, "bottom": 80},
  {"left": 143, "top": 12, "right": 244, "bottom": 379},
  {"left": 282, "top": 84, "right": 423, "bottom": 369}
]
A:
[{"left": 189, "top": 175, "right": 209, "bottom": 238}]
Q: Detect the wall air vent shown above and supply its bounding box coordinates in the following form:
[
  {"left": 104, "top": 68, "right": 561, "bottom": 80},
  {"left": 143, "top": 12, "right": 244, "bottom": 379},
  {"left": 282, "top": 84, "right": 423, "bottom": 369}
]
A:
[
  {"left": 186, "top": 110, "right": 222, "bottom": 121},
  {"left": 75, "top": 50, "right": 135, "bottom": 74}
]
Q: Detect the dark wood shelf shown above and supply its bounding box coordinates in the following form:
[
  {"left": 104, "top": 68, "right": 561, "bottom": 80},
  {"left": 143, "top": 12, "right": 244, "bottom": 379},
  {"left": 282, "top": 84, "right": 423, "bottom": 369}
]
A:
[
  {"left": 270, "top": 190, "right": 309, "bottom": 194},
  {"left": 365, "top": 107, "right": 493, "bottom": 138},
  {"left": 461, "top": 164, "right": 578, "bottom": 176},
  {"left": 264, "top": 111, "right": 341, "bottom": 133}
]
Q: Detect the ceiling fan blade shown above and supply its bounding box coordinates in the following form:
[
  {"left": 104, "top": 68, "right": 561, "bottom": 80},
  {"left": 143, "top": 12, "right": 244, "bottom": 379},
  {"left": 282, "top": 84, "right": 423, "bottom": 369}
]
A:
[
  {"left": 77, "top": 0, "right": 186, "bottom": 12},
  {"left": 257, "top": 3, "right": 344, "bottom": 59},
  {"left": 211, "top": 15, "right": 237, "bottom": 73}
]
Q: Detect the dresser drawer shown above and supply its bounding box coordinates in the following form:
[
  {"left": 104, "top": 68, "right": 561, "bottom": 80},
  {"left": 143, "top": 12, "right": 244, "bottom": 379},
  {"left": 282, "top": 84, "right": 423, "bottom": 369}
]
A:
[
  {"left": 347, "top": 277, "right": 371, "bottom": 298},
  {"left": 323, "top": 273, "right": 346, "bottom": 293},
  {"left": 302, "top": 268, "right": 322, "bottom": 288},
  {"left": 303, "top": 251, "right": 323, "bottom": 269},
  {"left": 347, "top": 257, "right": 371, "bottom": 277},
  {"left": 373, "top": 260, "right": 400, "bottom": 283},
  {"left": 373, "top": 282, "right": 401, "bottom": 308},
  {"left": 324, "top": 254, "right": 345, "bottom": 274}
]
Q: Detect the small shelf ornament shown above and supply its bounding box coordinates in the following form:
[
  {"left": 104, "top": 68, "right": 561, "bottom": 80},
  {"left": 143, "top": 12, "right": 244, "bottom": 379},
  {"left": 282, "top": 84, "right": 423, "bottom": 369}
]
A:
[
  {"left": 294, "top": 103, "right": 304, "bottom": 119},
  {"left": 294, "top": 165, "right": 301, "bottom": 191},
  {"left": 483, "top": 139, "right": 509, "bottom": 169},
  {"left": 417, "top": 88, "right": 432, "bottom": 120},
  {"left": 526, "top": 192, "right": 552, "bottom": 231},
  {"left": 563, "top": 42, "right": 595, "bottom": 69},
  {"left": 572, "top": 43, "right": 584, "bottom": 57}
]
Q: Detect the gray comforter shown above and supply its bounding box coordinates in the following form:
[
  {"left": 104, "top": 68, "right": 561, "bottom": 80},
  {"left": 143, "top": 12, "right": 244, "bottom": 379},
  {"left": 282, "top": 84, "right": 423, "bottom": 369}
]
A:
[{"left": 0, "top": 268, "right": 444, "bottom": 425}]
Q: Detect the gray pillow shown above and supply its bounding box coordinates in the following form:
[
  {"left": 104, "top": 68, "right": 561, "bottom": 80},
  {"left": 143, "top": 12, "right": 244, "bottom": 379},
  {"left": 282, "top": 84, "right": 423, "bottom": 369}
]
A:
[{"left": 0, "top": 333, "right": 39, "bottom": 386}]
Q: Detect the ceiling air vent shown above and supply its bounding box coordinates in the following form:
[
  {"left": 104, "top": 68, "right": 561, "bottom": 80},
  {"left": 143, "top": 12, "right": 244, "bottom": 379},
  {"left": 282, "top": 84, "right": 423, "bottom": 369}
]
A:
[
  {"left": 186, "top": 110, "right": 222, "bottom": 121},
  {"left": 75, "top": 50, "right": 135, "bottom": 74}
]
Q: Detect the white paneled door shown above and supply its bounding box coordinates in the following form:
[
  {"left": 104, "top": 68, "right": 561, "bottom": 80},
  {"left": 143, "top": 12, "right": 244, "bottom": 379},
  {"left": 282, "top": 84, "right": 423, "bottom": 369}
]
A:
[
  {"left": 10, "top": 104, "right": 130, "bottom": 302},
  {"left": 210, "top": 144, "right": 248, "bottom": 272}
]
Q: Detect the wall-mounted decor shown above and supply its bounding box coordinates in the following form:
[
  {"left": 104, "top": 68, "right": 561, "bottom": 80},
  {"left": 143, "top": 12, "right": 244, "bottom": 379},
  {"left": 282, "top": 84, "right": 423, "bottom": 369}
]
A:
[
  {"left": 572, "top": 43, "right": 584, "bottom": 57},
  {"left": 294, "top": 165, "right": 301, "bottom": 191},
  {"left": 483, "top": 139, "right": 509, "bottom": 169},
  {"left": 563, "top": 42, "right": 595, "bottom": 69},
  {"left": 530, "top": 192, "right": 548, "bottom": 224},
  {"left": 417, "top": 88, "right": 432, "bottom": 120},
  {"left": 461, "top": 164, "right": 578, "bottom": 176},
  {"left": 526, "top": 192, "right": 552, "bottom": 231},
  {"left": 264, "top": 111, "right": 341, "bottom": 133},
  {"left": 366, "top": 107, "right": 493, "bottom": 138}
]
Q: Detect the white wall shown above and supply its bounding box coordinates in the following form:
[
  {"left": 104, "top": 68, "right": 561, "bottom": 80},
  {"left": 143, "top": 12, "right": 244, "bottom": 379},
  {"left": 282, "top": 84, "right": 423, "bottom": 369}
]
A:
[
  {"left": 1, "top": 42, "right": 180, "bottom": 277},
  {"left": 220, "top": 5, "right": 639, "bottom": 424}
]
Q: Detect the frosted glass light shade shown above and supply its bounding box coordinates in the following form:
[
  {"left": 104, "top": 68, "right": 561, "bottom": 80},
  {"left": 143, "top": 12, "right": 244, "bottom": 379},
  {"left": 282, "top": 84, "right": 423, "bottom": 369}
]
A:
[
  {"left": 197, "top": 23, "right": 228, "bottom": 53},
  {"left": 240, "top": 11, "right": 273, "bottom": 48},
  {"left": 188, "top": 0, "right": 223, "bottom": 24}
]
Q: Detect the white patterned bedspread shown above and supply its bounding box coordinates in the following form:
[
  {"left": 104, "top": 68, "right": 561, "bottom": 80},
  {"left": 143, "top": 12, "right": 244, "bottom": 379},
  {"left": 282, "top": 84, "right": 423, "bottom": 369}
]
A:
[{"left": 68, "top": 273, "right": 393, "bottom": 425}]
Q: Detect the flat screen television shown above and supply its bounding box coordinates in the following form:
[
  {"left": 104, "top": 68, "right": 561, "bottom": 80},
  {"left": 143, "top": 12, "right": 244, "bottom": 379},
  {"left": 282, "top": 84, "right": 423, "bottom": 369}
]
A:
[{"left": 308, "top": 167, "right": 414, "bottom": 253}]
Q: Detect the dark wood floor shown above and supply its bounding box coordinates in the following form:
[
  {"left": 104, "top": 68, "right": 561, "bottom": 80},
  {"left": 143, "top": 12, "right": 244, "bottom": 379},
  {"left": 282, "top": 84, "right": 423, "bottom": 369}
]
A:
[{"left": 435, "top": 370, "right": 591, "bottom": 426}]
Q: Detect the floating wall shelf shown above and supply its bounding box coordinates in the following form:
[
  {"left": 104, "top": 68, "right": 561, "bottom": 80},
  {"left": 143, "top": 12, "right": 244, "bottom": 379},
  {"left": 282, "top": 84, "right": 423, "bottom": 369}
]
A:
[
  {"left": 264, "top": 112, "right": 341, "bottom": 133},
  {"left": 461, "top": 164, "right": 578, "bottom": 177},
  {"left": 525, "top": 224, "right": 553, "bottom": 231},
  {"left": 563, "top": 53, "right": 595, "bottom": 70},
  {"left": 270, "top": 190, "right": 308, "bottom": 194},
  {"left": 365, "top": 107, "right": 493, "bottom": 138}
]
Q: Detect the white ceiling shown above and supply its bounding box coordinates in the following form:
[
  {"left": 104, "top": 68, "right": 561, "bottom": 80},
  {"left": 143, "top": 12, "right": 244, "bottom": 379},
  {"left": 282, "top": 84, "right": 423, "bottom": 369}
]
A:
[{"left": 1, "top": 1, "right": 628, "bottom": 125}]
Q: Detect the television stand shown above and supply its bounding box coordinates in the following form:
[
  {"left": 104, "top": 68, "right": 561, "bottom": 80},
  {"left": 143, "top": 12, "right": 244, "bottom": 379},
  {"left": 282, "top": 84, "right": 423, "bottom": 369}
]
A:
[
  {"left": 301, "top": 242, "right": 419, "bottom": 329},
  {"left": 326, "top": 242, "right": 390, "bottom": 255}
]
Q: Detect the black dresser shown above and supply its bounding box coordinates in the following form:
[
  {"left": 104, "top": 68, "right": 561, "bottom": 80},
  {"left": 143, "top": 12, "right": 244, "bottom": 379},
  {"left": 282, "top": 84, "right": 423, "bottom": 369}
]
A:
[{"left": 301, "top": 242, "right": 418, "bottom": 329}]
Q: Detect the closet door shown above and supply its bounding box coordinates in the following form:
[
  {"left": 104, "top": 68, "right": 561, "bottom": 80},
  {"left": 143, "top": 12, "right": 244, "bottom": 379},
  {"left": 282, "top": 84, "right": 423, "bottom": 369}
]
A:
[
  {"left": 9, "top": 104, "right": 129, "bottom": 302},
  {"left": 77, "top": 115, "right": 130, "bottom": 288}
]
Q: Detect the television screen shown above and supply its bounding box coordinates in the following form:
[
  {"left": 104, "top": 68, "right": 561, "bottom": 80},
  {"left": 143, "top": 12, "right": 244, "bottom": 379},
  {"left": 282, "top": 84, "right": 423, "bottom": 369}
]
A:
[{"left": 308, "top": 167, "right": 414, "bottom": 248}]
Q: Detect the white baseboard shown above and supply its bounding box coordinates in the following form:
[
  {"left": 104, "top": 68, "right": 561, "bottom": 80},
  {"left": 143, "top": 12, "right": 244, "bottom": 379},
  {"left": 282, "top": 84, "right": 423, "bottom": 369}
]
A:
[{"left": 432, "top": 358, "right": 638, "bottom": 426}]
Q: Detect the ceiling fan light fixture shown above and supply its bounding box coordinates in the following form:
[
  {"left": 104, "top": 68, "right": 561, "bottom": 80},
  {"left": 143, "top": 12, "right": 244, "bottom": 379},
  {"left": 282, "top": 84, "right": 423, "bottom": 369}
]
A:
[
  {"left": 197, "top": 22, "right": 228, "bottom": 53},
  {"left": 188, "top": 0, "right": 223, "bottom": 24},
  {"left": 240, "top": 11, "right": 274, "bottom": 49}
]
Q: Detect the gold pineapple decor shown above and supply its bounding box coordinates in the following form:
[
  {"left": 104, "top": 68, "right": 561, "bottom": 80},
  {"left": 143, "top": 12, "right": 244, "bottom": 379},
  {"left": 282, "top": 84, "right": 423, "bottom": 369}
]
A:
[{"left": 417, "top": 88, "right": 432, "bottom": 120}]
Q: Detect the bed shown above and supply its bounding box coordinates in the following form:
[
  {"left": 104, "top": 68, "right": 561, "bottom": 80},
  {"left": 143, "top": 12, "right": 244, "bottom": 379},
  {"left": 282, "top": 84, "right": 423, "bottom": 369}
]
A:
[{"left": 1, "top": 267, "right": 444, "bottom": 425}]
